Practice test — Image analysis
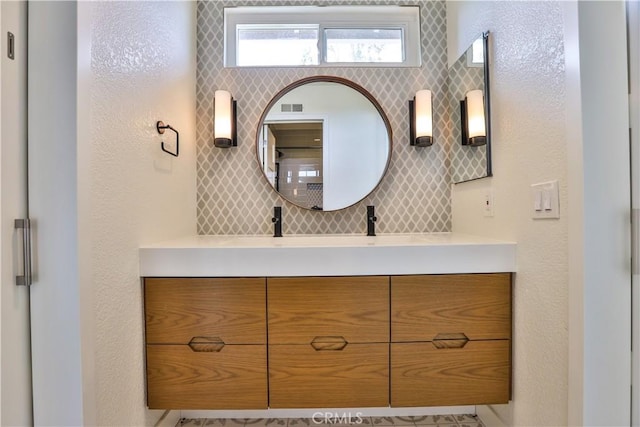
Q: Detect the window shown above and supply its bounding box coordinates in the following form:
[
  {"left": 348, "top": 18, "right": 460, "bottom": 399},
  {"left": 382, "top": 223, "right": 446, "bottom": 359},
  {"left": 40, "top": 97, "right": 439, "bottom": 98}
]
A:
[
  {"left": 224, "top": 6, "right": 421, "bottom": 67},
  {"left": 466, "top": 37, "right": 484, "bottom": 67},
  {"left": 237, "top": 25, "right": 319, "bottom": 66},
  {"left": 325, "top": 28, "right": 404, "bottom": 63}
]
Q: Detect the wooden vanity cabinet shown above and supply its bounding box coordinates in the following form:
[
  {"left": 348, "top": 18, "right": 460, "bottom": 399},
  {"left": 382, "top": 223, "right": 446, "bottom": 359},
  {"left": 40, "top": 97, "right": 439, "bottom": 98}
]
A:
[
  {"left": 390, "top": 273, "right": 512, "bottom": 407},
  {"left": 144, "top": 278, "right": 267, "bottom": 409},
  {"left": 143, "top": 273, "right": 512, "bottom": 410},
  {"left": 267, "top": 276, "right": 389, "bottom": 408}
]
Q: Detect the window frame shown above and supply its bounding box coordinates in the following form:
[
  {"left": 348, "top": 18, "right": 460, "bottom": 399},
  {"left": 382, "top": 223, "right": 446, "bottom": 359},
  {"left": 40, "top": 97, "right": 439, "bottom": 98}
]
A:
[{"left": 224, "top": 5, "right": 421, "bottom": 68}]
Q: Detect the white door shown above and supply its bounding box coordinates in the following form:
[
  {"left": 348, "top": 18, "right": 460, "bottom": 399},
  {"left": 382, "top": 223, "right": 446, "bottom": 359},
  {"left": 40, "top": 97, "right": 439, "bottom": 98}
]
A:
[
  {"left": 630, "top": 0, "right": 640, "bottom": 424},
  {"left": 28, "top": 2, "right": 84, "bottom": 425},
  {"left": 0, "top": 1, "right": 32, "bottom": 425},
  {"left": 2, "top": 2, "right": 86, "bottom": 425}
]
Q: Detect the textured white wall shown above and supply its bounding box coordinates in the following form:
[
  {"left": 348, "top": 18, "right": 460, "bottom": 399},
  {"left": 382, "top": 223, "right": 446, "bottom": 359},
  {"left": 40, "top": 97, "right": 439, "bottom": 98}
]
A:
[
  {"left": 447, "top": 2, "right": 569, "bottom": 426},
  {"left": 81, "top": 2, "right": 197, "bottom": 425}
]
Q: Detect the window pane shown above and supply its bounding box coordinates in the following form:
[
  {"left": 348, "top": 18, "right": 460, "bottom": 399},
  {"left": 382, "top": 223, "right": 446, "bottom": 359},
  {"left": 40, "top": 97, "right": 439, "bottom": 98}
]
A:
[
  {"left": 325, "top": 28, "right": 403, "bottom": 63},
  {"left": 471, "top": 38, "right": 484, "bottom": 64},
  {"left": 237, "top": 26, "right": 319, "bottom": 66}
]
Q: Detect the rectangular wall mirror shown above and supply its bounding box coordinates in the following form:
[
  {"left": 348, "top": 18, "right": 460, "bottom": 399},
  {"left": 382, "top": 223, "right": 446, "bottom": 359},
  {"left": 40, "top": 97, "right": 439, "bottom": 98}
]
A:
[{"left": 449, "top": 31, "right": 492, "bottom": 184}]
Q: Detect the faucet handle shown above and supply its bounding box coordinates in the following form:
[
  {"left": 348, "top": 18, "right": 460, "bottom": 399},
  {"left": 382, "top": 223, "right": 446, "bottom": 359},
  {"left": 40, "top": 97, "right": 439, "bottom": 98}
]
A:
[
  {"left": 366, "top": 205, "right": 377, "bottom": 237},
  {"left": 272, "top": 206, "right": 283, "bottom": 237},
  {"left": 367, "top": 205, "right": 377, "bottom": 220}
]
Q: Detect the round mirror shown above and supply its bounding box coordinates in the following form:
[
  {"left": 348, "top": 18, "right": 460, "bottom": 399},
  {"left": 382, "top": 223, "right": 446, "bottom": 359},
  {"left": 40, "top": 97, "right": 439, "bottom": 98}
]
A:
[{"left": 256, "top": 76, "right": 392, "bottom": 211}]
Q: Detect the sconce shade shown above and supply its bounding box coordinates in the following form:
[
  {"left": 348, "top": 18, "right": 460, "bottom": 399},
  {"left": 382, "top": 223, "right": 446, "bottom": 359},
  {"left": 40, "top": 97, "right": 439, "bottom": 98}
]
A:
[
  {"left": 409, "top": 89, "right": 433, "bottom": 147},
  {"left": 464, "top": 89, "right": 486, "bottom": 146},
  {"left": 214, "top": 90, "right": 237, "bottom": 148}
]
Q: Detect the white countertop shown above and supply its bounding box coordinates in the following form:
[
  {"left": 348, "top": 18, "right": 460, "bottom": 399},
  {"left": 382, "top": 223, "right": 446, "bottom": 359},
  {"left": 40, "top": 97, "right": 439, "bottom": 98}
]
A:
[{"left": 139, "top": 233, "right": 516, "bottom": 277}]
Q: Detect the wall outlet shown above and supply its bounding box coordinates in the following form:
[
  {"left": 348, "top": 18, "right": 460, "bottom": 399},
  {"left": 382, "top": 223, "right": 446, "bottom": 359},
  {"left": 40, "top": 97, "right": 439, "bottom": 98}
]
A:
[
  {"left": 484, "top": 189, "right": 494, "bottom": 217},
  {"left": 531, "top": 180, "right": 560, "bottom": 219}
]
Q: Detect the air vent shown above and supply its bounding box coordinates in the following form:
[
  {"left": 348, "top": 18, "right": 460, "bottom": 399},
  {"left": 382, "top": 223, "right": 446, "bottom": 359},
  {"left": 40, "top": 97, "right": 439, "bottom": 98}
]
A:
[{"left": 281, "top": 103, "right": 303, "bottom": 112}]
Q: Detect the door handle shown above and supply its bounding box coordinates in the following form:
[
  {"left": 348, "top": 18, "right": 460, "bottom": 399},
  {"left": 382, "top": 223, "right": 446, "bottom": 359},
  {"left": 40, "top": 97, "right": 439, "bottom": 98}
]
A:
[
  {"left": 14, "top": 219, "right": 32, "bottom": 286},
  {"left": 633, "top": 209, "right": 639, "bottom": 275}
]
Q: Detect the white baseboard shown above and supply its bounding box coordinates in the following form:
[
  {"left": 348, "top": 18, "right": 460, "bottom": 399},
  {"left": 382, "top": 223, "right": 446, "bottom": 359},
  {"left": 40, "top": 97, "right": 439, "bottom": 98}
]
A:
[
  {"left": 476, "top": 406, "right": 508, "bottom": 427},
  {"left": 154, "top": 410, "right": 181, "bottom": 427}
]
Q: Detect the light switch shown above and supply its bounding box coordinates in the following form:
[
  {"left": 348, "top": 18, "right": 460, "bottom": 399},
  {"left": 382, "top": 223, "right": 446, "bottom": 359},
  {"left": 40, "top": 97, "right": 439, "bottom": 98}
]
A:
[
  {"left": 534, "top": 190, "right": 543, "bottom": 211},
  {"left": 531, "top": 180, "right": 560, "bottom": 219},
  {"left": 543, "top": 190, "right": 552, "bottom": 211}
]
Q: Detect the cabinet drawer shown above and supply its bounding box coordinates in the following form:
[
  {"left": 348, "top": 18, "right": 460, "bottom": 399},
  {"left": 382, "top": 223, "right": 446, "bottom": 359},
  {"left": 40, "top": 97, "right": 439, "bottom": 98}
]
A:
[
  {"left": 391, "top": 274, "right": 511, "bottom": 342},
  {"left": 144, "top": 278, "right": 266, "bottom": 344},
  {"left": 391, "top": 340, "right": 510, "bottom": 407},
  {"left": 268, "top": 276, "right": 389, "bottom": 344},
  {"left": 269, "top": 343, "right": 389, "bottom": 408},
  {"left": 146, "top": 344, "right": 267, "bottom": 409}
]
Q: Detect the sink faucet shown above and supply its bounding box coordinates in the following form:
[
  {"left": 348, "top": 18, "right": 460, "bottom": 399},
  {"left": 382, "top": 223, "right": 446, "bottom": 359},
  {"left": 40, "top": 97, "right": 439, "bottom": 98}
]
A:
[
  {"left": 272, "top": 206, "right": 283, "bottom": 237},
  {"left": 367, "top": 205, "right": 377, "bottom": 236}
]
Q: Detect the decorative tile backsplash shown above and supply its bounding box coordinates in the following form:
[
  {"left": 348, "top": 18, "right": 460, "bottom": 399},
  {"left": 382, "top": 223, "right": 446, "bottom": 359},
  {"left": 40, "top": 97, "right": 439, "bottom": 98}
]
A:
[{"left": 196, "top": 0, "right": 451, "bottom": 235}]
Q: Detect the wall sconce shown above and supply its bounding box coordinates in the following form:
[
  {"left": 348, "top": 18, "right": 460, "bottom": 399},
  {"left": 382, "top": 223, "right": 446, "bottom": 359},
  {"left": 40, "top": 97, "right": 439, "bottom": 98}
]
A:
[
  {"left": 214, "top": 90, "right": 237, "bottom": 148},
  {"left": 460, "top": 89, "right": 486, "bottom": 146},
  {"left": 409, "top": 89, "right": 433, "bottom": 147}
]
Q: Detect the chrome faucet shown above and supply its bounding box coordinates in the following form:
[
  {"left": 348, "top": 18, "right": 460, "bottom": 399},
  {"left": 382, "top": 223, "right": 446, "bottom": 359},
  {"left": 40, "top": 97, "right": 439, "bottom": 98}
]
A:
[
  {"left": 272, "top": 206, "right": 283, "bottom": 237},
  {"left": 367, "top": 205, "right": 377, "bottom": 236}
]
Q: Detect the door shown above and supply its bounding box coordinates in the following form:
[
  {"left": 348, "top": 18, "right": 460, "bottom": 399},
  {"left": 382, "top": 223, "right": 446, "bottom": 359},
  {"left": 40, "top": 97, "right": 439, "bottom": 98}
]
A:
[
  {"left": 28, "top": 2, "right": 84, "bottom": 425},
  {"left": 0, "top": 1, "right": 32, "bottom": 425},
  {"left": 630, "top": 0, "right": 640, "bottom": 424},
  {"left": 3, "top": 2, "right": 86, "bottom": 425}
]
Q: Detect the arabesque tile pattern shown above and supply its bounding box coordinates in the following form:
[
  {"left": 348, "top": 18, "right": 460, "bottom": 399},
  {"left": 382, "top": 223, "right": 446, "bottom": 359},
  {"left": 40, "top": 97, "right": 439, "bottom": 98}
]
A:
[{"left": 196, "top": 0, "right": 451, "bottom": 235}]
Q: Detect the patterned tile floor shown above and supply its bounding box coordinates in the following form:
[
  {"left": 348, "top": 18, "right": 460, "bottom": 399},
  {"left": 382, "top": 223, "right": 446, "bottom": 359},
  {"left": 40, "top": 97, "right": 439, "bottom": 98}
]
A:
[{"left": 177, "top": 415, "right": 484, "bottom": 427}]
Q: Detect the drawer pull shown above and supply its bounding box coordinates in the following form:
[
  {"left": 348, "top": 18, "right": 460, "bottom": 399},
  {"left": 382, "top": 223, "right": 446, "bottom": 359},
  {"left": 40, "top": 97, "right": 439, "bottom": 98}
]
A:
[
  {"left": 310, "top": 336, "right": 348, "bottom": 351},
  {"left": 432, "top": 333, "right": 469, "bottom": 349},
  {"left": 188, "top": 336, "right": 225, "bottom": 352}
]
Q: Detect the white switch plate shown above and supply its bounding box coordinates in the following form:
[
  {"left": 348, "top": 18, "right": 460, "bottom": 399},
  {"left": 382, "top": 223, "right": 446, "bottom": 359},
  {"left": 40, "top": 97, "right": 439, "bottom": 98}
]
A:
[
  {"left": 531, "top": 180, "right": 560, "bottom": 219},
  {"left": 484, "top": 189, "right": 494, "bottom": 217}
]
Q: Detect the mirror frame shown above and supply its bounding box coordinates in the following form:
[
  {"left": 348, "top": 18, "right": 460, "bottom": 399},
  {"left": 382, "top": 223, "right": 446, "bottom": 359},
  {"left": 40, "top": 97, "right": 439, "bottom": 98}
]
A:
[
  {"left": 483, "top": 31, "right": 492, "bottom": 179},
  {"left": 255, "top": 75, "right": 393, "bottom": 211},
  {"left": 451, "top": 31, "right": 492, "bottom": 184}
]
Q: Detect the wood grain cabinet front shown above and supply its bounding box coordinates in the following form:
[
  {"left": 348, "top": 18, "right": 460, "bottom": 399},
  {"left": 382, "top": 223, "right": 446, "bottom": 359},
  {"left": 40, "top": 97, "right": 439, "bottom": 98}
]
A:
[
  {"left": 144, "top": 278, "right": 267, "bottom": 409},
  {"left": 142, "top": 274, "right": 512, "bottom": 410},
  {"left": 390, "top": 274, "right": 512, "bottom": 407},
  {"left": 267, "top": 276, "right": 389, "bottom": 408}
]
